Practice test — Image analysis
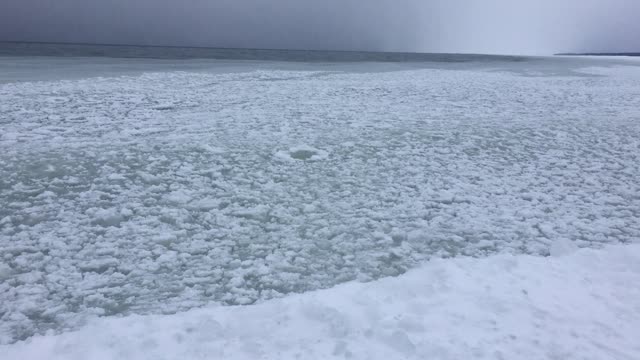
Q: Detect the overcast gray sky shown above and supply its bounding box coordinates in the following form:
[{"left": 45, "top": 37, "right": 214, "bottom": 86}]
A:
[{"left": 1, "top": 0, "right": 639, "bottom": 55}]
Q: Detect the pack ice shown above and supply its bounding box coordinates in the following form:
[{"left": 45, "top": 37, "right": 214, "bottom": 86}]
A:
[{"left": 1, "top": 61, "right": 640, "bottom": 348}]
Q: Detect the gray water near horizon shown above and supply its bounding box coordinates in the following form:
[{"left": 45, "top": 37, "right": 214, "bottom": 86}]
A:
[
  {"left": 2, "top": 41, "right": 638, "bottom": 84},
  {"left": 0, "top": 41, "right": 529, "bottom": 62}
]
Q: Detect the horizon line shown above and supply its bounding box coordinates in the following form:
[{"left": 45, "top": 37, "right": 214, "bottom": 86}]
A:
[{"left": 0, "top": 40, "right": 538, "bottom": 58}]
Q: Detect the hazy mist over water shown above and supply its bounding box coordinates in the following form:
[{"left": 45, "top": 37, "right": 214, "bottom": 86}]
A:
[{"left": 1, "top": 0, "right": 639, "bottom": 55}]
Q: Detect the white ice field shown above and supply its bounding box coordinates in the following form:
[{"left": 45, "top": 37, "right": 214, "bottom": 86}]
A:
[{"left": 1, "top": 56, "right": 640, "bottom": 357}]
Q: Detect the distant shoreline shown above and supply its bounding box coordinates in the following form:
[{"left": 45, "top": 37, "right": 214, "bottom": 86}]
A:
[{"left": 556, "top": 52, "right": 640, "bottom": 57}]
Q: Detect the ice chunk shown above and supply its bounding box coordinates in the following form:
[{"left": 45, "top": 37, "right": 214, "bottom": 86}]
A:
[{"left": 275, "top": 145, "right": 329, "bottom": 162}]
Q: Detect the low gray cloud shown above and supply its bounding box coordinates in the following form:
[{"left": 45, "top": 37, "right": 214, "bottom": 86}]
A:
[{"left": 1, "top": 0, "right": 638, "bottom": 54}]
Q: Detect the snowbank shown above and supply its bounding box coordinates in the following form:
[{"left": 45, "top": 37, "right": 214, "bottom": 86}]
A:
[{"left": 3, "top": 244, "right": 639, "bottom": 360}]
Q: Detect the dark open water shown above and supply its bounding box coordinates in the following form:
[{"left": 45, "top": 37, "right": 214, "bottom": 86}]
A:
[{"left": 0, "top": 41, "right": 528, "bottom": 63}]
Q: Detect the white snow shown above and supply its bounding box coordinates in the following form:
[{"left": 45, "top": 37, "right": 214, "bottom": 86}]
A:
[
  {"left": 2, "top": 244, "right": 639, "bottom": 360},
  {"left": 1, "top": 59, "right": 640, "bottom": 344},
  {"left": 549, "top": 238, "right": 580, "bottom": 257}
]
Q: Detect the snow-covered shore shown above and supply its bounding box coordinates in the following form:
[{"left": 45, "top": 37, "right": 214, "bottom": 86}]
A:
[{"left": 3, "top": 243, "right": 639, "bottom": 360}]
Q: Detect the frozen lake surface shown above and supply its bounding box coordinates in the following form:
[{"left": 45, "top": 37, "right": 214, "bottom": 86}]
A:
[{"left": 1, "top": 54, "right": 640, "bottom": 343}]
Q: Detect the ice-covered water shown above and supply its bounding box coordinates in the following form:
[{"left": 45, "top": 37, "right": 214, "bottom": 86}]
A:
[{"left": 1, "top": 57, "right": 640, "bottom": 343}]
